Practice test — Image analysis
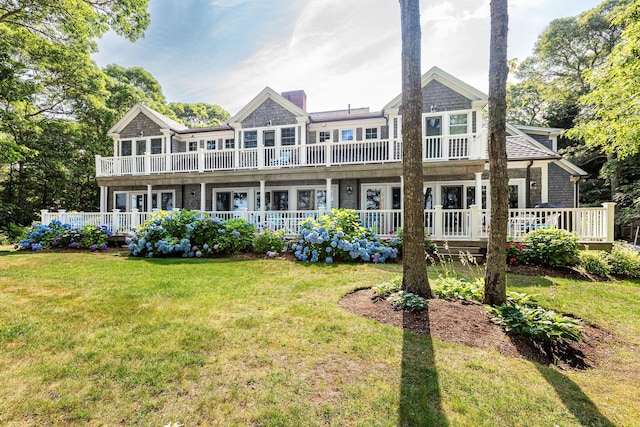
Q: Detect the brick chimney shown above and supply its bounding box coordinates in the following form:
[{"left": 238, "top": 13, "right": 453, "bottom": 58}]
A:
[{"left": 281, "top": 90, "right": 307, "bottom": 111}]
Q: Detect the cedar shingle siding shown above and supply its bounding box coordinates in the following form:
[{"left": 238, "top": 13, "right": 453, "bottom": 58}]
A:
[
  {"left": 524, "top": 132, "right": 553, "bottom": 150},
  {"left": 548, "top": 163, "right": 574, "bottom": 207},
  {"left": 422, "top": 80, "right": 472, "bottom": 112},
  {"left": 120, "top": 113, "right": 163, "bottom": 138},
  {"left": 241, "top": 98, "right": 297, "bottom": 128}
]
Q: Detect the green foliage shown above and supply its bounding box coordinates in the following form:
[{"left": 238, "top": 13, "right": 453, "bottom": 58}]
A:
[
  {"left": 291, "top": 209, "right": 398, "bottom": 264},
  {"left": 16, "top": 221, "right": 111, "bottom": 251},
  {"left": 253, "top": 229, "right": 286, "bottom": 254},
  {"left": 608, "top": 242, "right": 640, "bottom": 278},
  {"left": 578, "top": 250, "right": 612, "bottom": 277},
  {"left": 386, "top": 291, "right": 428, "bottom": 312},
  {"left": 521, "top": 228, "right": 579, "bottom": 267},
  {"left": 168, "top": 102, "right": 231, "bottom": 128},
  {"left": 371, "top": 277, "right": 402, "bottom": 298},
  {"left": 489, "top": 292, "right": 582, "bottom": 342},
  {"left": 432, "top": 276, "right": 484, "bottom": 301},
  {"left": 506, "top": 241, "right": 527, "bottom": 265},
  {"left": 391, "top": 227, "right": 437, "bottom": 255},
  {"left": 128, "top": 210, "right": 256, "bottom": 257}
]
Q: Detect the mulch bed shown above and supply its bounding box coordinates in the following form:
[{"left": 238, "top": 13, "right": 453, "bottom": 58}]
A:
[{"left": 339, "top": 288, "right": 616, "bottom": 370}]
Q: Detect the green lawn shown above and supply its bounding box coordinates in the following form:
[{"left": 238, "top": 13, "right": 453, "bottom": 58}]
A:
[{"left": 0, "top": 247, "right": 638, "bottom": 426}]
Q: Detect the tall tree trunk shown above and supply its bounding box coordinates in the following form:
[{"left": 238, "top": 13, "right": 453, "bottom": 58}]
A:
[
  {"left": 400, "top": 0, "right": 432, "bottom": 297},
  {"left": 484, "top": 0, "right": 509, "bottom": 306}
]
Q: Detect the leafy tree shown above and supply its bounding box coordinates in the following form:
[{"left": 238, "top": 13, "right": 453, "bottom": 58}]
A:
[
  {"left": 484, "top": 0, "right": 509, "bottom": 306},
  {"left": 169, "top": 102, "right": 231, "bottom": 128},
  {"left": 0, "top": 0, "right": 150, "bottom": 226},
  {"left": 399, "top": 0, "right": 432, "bottom": 298}
]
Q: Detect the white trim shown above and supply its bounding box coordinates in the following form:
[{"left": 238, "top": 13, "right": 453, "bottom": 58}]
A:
[
  {"left": 229, "top": 87, "right": 308, "bottom": 124},
  {"left": 113, "top": 189, "right": 176, "bottom": 212}
]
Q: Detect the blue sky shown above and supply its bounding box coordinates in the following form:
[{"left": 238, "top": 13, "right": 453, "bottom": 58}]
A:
[{"left": 93, "top": 0, "right": 603, "bottom": 114}]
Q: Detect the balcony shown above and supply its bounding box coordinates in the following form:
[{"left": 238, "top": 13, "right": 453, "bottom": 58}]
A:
[{"left": 96, "top": 134, "right": 484, "bottom": 177}]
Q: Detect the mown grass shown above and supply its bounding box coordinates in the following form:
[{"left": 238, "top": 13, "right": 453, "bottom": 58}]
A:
[{"left": 0, "top": 246, "right": 638, "bottom": 426}]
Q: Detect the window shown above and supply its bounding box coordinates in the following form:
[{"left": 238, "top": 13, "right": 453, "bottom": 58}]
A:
[
  {"left": 393, "top": 118, "right": 399, "bottom": 139},
  {"left": 121, "top": 140, "right": 132, "bottom": 156},
  {"left": 263, "top": 130, "right": 275, "bottom": 147},
  {"left": 244, "top": 131, "right": 257, "bottom": 148},
  {"left": 115, "top": 193, "right": 127, "bottom": 210},
  {"left": 341, "top": 129, "right": 353, "bottom": 141},
  {"left": 441, "top": 186, "right": 462, "bottom": 209},
  {"left": 151, "top": 138, "right": 162, "bottom": 154},
  {"left": 509, "top": 185, "right": 519, "bottom": 208},
  {"left": 365, "top": 188, "right": 383, "bottom": 210},
  {"left": 216, "top": 192, "right": 231, "bottom": 211},
  {"left": 449, "top": 114, "right": 468, "bottom": 135},
  {"left": 188, "top": 141, "right": 198, "bottom": 152},
  {"left": 272, "top": 190, "right": 289, "bottom": 210},
  {"left": 225, "top": 138, "right": 235, "bottom": 149},
  {"left": 365, "top": 128, "right": 378, "bottom": 140},
  {"left": 233, "top": 192, "right": 248, "bottom": 211},
  {"left": 319, "top": 131, "right": 331, "bottom": 143},
  {"left": 256, "top": 191, "right": 271, "bottom": 211},
  {"left": 297, "top": 190, "right": 315, "bottom": 210},
  {"left": 425, "top": 117, "right": 442, "bottom": 136},
  {"left": 466, "top": 185, "right": 487, "bottom": 209},
  {"left": 281, "top": 127, "right": 296, "bottom": 146},
  {"left": 136, "top": 140, "right": 146, "bottom": 155},
  {"left": 206, "top": 140, "right": 216, "bottom": 150}
]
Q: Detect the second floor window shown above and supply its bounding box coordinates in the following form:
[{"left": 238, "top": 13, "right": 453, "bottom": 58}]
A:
[
  {"left": 341, "top": 129, "right": 353, "bottom": 141},
  {"left": 449, "top": 114, "right": 468, "bottom": 135},
  {"left": 151, "top": 139, "right": 162, "bottom": 154},
  {"left": 121, "top": 140, "right": 132, "bottom": 156},
  {"left": 365, "top": 128, "right": 378, "bottom": 139},
  {"left": 319, "top": 131, "right": 331, "bottom": 142},
  {"left": 225, "top": 138, "right": 235, "bottom": 149},
  {"left": 206, "top": 140, "right": 216, "bottom": 150},
  {"left": 188, "top": 141, "right": 198, "bottom": 152},
  {"left": 281, "top": 127, "right": 296, "bottom": 146},
  {"left": 244, "top": 131, "right": 257, "bottom": 148}
]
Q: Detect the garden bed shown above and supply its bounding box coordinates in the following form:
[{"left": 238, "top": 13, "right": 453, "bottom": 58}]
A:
[{"left": 340, "top": 288, "right": 616, "bottom": 370}]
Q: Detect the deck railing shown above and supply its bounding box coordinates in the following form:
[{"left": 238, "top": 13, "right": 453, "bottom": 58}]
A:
[
  {"left": 96, "top": 134, "right": 482, "bottom": 177},
  {"left": 41, "top": 203, "right": 615, "bottom": 243}
]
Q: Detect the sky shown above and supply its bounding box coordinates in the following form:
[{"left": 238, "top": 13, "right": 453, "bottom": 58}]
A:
[{"left": 92, "top": 0, "right": 603, "bottom": 115}]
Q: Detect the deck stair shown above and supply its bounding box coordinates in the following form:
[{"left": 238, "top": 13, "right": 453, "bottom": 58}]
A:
[{"left": 432, "top": 242, "right": 486, "bottom": 264}]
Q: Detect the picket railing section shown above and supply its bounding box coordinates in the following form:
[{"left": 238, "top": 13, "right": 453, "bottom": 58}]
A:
[
  {"left": 41, "top": 203, "right": 615, "bottom": 243},
  {"left": 96, "top": 135, "right": 483, "bottom": 177}
]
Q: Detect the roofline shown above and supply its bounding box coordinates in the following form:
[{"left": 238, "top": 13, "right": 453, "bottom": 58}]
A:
[
  {"left": 514, "top": 124, "right": 563, "bottom": 136},
  {"left": 309, "top": 112, "right": 384, "bottom": 124},
  {"left": 230, "top": 87, "right": 308, "bottom": 124}
]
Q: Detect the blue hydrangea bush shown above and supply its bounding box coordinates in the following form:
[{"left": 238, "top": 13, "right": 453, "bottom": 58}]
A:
[
  {"left": 16, "top": 220, "right": 111, "bottom": 251},
  {"left": 127, "top": 210, "right": 256, "bottom": 258},
  {"left": 291, "top": 209, "right": 398, "bottom": 264}
]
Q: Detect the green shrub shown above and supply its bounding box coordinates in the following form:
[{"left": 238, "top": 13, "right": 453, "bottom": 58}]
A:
[
  {"left": 253, "top": 229, "right": 286, "bottom": 254},
  {"left": 578, "top": 250, "right": 611, "bottom": 277},
  {"left": 16, "top": 221, "right": 112, "bottom": 251},
  {"left": 391, "top": 228, "right": 437, "bottom": 255},
  {"left": 387, "top": 291, "right": 428, "bottom": 312},
  {"left": 291, "top": 209, "right": 398, "bottom": 264},
  {"left": 128, "top": 210, "right": 256, "bottom": 257},
  {"left": 372, "top": 277, "right": 402, "bottom": 298},
  {"left": 432, "top": 276, "right": 483, "bottom": 301},
  {"left": 506, "top": 241, "right": 527, "bottom": 265},
  {"left": 608, "top": 242, "right": 640, "bottom": 278},
  {"left": 521, "top": 227, "right": 579, "bottom": 267},
  {"left": 488, "top": 292, "right": 582, "bottom": 342}
]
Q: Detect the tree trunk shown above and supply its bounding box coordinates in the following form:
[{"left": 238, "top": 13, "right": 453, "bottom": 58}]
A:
[
  {"left": 400, "top": 0, "right": 432, "bottom": 297},
  {"left": 484, "top": 0, "right": 509, "bottom": 306}
]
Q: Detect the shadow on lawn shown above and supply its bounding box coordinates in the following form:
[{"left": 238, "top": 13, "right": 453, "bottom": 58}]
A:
[
  {"left": 535, "top": 364, "right": 615, "bottom": 427},
  {"left": 400, "top": 310, "right": 449, "bottom": 426}
]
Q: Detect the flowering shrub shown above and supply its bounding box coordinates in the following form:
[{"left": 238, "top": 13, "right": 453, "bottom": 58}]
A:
[
  {"left": 388, "top": 228, "right": 437, "bottom": 255},
  {"left": 127, "top": 210, "right": 256, "bottom": 257},
  {"left": 15, "top": 221, "right": 111, "bottom": 251},
  {"left": 521, "top": 227, "right": 579, "bottom": 267},
  {"left": 291, "top": 209, "right": 398, "bottom": 264},
  {"left": 506, "top": 241, "right": 527, "bottom": 265},
  {"left": 253, "top": 229, "right": 286, "bottom": 254}
]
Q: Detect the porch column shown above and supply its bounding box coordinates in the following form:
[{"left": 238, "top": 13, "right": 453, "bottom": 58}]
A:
[
  {"left": 260, "top": 180, "right": 266, "bottom": 212},
  {"left": 541, "top": 163, "right": 549, "bottom": 203},
  {"left": 475, "top": 172, "right": 482, "bottom": 208},
  {"left": 147, "top": 184, "right": 152, "bottom": 212},
  {"left": 603, "top": 202, "right": 616, "bottom": 243},
  {"left": 200, "top": 182, "right": 206, "bottom": 212},
  {"left": 326, "top": 178, "right": 332, "bottom": 210},
  {"left": 99, "top": 186, "right": 107, "bottom": 213}
]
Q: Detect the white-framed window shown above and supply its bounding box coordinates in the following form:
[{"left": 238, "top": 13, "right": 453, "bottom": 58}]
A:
[
  {"left": 151, "top": 138, "right": 163, "bottom": 154},
  {"left": 365, "top": 128, "right": 378, "bottom": 140},
  {"left": 319, "top": 131, "right": 331, "bottom": 143},
  {"left": 244, "top": 131, "right": 257, "bottom": 148},
  {"left": 120, "top": 140, "right": 132, "bottom": 156},
  {"left": 449, "top": 113, "right": 468, "bottom": 135},
  {"left": 424, "top": 116, "right": 442, "bottom": 136},
  {"left": 113, "top": 190, "right": 175, "bottom": 211},
  {"left": 188, "top": 141, "right": 198, "bottom": 152},
  {"left": 206, "top": 140, "right": 216, "bottom": 150},
  {"left": 281, "top": 127, "right": 296, "bottom": 146},
  {"left": 341, "top": 129, "right": 354, "bottom": 141},
  {"left": 225, "top": 138, "right": 235, "bottom": 149},
  {"left": 213, "top": 185, "right": 337, "bottom": 212}
]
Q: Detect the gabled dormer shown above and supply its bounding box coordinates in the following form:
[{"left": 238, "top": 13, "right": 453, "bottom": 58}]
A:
[{"left": 229, "top": 87, "right": 310, "bottom": 149}]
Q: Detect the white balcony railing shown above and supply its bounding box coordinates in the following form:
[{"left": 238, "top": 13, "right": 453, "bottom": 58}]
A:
[
  {"left": 96, "top": 134, "right": 482, "bottom": 177},
  {"left": 41, "top": 204, "right": 615, "bottom": 243}
]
